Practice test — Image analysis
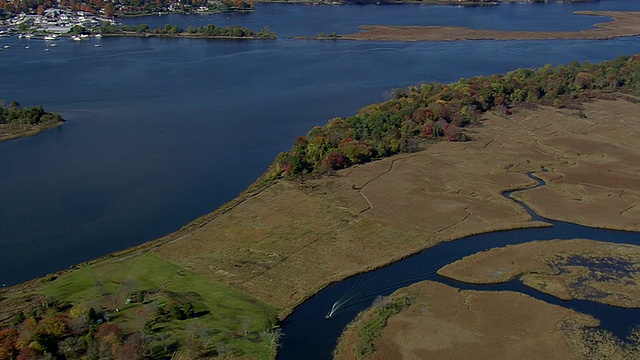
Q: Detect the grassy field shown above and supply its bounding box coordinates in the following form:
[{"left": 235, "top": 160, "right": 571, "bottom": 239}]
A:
[{"left": 4, "top": 252, "right": 279, "bottom": 359}]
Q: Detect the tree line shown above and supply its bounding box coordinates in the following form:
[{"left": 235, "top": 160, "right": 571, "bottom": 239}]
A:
[
  {"left": 269, "top": 54, "right": 640, "bottom": 178},
  {"left": 98, "top": 22, "right": 276, "bottom": 39}
]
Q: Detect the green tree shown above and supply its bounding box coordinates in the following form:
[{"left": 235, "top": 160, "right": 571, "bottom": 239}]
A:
[
  {"left": 71, "top": 25, "right": 86, "bottom": 35},
  {"left": 137, "top": 23, "right": 149, "bottom": 33}
]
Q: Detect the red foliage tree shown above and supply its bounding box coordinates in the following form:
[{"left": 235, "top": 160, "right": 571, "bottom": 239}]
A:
[
  {"left": 0, "top": 328, "right": 19, "bottom": 360},
  {"left": 444, "top": 124, "right": 462, "bottom": 142},
  {"left": 421, "top": 124, "right": 433, "bottom": 138},
  {"left": 15, "top": 347, "right": 38, "bottom": 360},
  {"left": 321, "top": 151, "right": 345, "bottom": 171},
  {"left": 94, "top": 323, "right": 123, "bottom": 342},
  {"left": 104, "top": 3, "right": 115, "bottom": 17}
]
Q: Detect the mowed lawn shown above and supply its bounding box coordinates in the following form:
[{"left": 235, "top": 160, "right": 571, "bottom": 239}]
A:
[{"left": 40, "top": 252, "right": 280, "bottom": 359}]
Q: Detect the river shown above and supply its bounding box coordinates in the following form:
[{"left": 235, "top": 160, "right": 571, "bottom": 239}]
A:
[{"left": 0, "top": 0, "right": 638, "bottom": 295}]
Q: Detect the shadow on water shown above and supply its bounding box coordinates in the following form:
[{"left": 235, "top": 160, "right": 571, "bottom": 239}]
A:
[{"left": 278, "top": 172, "right": 640, "bottom": 360}]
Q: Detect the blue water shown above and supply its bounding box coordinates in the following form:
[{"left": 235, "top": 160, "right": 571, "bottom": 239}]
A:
[{"left": 0, "top": 1, "right": 638, "bottom": 289}]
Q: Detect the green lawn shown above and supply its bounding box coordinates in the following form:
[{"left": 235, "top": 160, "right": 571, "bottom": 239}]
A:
[{"left": 41, "top": 252, "right": 280, "bottom": 359}]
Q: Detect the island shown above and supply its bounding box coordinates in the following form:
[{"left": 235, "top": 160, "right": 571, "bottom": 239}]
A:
[
  {"left": 0, "top": 55, "right": 639, "bottom": 359},
  {"left": 0, "top": 101, "right": 65, "bottom": 142},
  {"left": 97, "top": 22, "right": 276, "bottom": 39},
  {"left": 304, "top": 11, "right": 640, "bottom": 42}
]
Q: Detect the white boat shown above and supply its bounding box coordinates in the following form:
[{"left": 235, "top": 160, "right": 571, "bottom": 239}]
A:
[
  {"left": 71, "top": 35, "right": 82, "bottom": 41},
  {"left": 49, "top": 43, "right": 57, "bottom": 47},
  {"left": 3, "top": 45, "right": 9, "bottom": 49},
  {"left": 80, "top": 34, "right": 89, "bottom": 38},
  {"left": 95, "top": 34, "right": 102, "bottom": 38},
  {"left": 44, "top": 34, "right": 58, "bottom": 40}
]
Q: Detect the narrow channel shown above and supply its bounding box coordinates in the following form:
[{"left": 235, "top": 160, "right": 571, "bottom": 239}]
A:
[{"left": 277, "top": 172, "right": 640, "bottom": 360}]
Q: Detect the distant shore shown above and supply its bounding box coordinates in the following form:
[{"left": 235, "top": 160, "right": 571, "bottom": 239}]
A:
[
  {"left": 100, "top": 32, "right": 275, "bottom": 40},
  {"left": 300, "top": 11, "right": 640, "bottom": 41}
]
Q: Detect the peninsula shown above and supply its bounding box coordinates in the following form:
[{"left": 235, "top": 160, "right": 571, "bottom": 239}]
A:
[
  {"left": 0, "top": 55, "right": 639, "bottom": 359},
  {"left": 0, "top": 102, "right": 65, "bottom": 142}
]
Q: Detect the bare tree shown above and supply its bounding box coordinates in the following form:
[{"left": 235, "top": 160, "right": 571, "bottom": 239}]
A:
[{"left": 263, "top": 328, "right": 282, "bottom": 351}]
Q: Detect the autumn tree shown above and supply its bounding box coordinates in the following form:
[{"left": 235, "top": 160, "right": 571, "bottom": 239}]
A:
[{"left": 0, "top": 328, "right": 19, "bottom": 360}]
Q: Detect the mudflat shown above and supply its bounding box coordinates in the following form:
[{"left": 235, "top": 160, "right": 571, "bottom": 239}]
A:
[
  {"left": 335, "top": 11, "right": 640, "bottom": 42},
  {"left": 154, "top": 97, "right": 640, "bottom": 313}
]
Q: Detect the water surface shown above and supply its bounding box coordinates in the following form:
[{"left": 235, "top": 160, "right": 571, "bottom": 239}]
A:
[{"left": 1, "top": 1, "right": 639, "bottom": 286}]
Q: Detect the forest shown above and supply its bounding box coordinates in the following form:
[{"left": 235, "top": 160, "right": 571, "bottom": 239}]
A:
[
  {"left": 0, "top": 102, "right": 64, "bottom": 140},
  {"left": 271, "top": 54, "right": 640, "bottom": 178}
]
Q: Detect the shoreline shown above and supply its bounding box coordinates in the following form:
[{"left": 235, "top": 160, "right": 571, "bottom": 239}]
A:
[
  {"left": 1, "top": 94, "right": 639, "bottom": 358},
  {"left": 1, "top": 57, "right": 639, "bottom": 356},
  {"left": 3, "top": 97, "right": 640, "bottom": 317},
  {"left": 0, "top": 161, "right": 552, "bottom": 320},
  {"left": 100, "top": 32, "right": 276, "bottom": 40},
  {"left": 299, "top": 11, "right": 640, "bottom": 41},
  {"left": 0, "top": 119, "right": 64, "bottom": 143}
]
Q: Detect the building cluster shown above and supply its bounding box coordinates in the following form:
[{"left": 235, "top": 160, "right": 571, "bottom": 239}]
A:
[{"left": 3, "top": 8, "right": 113, "bottom": 33}]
